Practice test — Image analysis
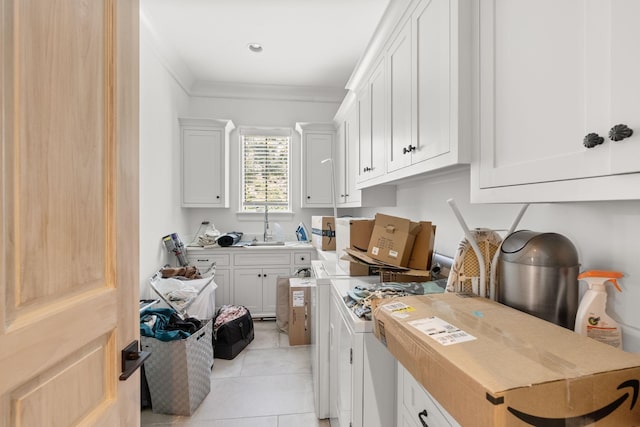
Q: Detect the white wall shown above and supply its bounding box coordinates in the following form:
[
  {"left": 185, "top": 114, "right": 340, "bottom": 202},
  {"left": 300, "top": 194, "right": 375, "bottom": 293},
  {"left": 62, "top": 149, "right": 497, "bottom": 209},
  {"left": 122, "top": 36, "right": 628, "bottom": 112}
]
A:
[
  {"left": 357, "top": 168, "right": 640, "bottom": 352},
  {"left": 184, "top": 96, "right": 343, "bottom": 242},
  {"left": 139, "top": 24, "right": 190, "bottom": 298}
]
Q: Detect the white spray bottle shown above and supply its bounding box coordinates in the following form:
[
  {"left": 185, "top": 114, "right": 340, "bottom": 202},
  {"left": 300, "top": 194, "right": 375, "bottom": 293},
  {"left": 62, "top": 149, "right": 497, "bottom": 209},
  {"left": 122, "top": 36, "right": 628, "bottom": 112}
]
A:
[{"left": 574, "top": 270, "right": 624, "bottom": 349}]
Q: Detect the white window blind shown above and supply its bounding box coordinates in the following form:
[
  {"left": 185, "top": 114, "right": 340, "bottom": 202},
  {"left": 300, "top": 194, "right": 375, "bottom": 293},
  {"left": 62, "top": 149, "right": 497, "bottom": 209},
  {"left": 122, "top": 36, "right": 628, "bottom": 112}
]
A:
[{"left": 241, "top": 135, "right": 290, "bottom": 212}]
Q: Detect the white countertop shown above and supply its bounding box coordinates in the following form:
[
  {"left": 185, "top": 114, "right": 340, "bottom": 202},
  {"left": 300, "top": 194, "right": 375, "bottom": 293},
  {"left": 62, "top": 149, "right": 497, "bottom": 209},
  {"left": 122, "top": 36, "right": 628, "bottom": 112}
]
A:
[{"left": 187, "top": 241, "right": 314, "bottom": 251}]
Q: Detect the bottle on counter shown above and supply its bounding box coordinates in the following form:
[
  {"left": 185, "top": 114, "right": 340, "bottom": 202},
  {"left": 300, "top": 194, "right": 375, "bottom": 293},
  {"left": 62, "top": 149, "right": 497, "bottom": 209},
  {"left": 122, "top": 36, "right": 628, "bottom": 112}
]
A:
[{"left": 574, "top": 270, "right": 624, "bottom": 349}]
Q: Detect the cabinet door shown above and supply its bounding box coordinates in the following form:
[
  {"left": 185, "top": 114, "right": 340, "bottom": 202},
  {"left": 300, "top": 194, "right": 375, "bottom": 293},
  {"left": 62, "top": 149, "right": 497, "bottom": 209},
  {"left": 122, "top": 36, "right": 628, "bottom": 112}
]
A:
[
  {"left": 213, "top": 269, "right": 230, "bottom": 308},
  {"left": 261, "top": 267, "right": 291, "bottom": 315},
  {"left": 302, "top": 132, "right": 334, "bottom": 207},
  {"left": 387, "top": 18, "right": 413, "bottom": 173},
  {"left": 336, "top": 120, "right": 348, "bottom": 205},
  {"left": 182, "top": 128, "right": 224, "bottom": 207},
  {"left": 336, "top": 301, "right": 354, "bottom": 427},
  {"left": 329, "top": 293, "right": 340, "bottom": 422},
  {"left": 413, "top": 0, "right": 451, "bottom": 164},
  {"left": 369, "top": 59, "right": 387, "bottom": 180},
  {"left": 357, "top": 57, "right": 386, "bottom": 183},
  {"left": 477, "top": 0, "right": 639, "bottom": 190},
  {"left": 345, "top": 104, "right": 362, "bottom": 204},
  {"left": 357, "top": 86, "right": 372, "bottom": 183},
  {"left": 233, "top": 268, "right": 263, "bottom": 314}
]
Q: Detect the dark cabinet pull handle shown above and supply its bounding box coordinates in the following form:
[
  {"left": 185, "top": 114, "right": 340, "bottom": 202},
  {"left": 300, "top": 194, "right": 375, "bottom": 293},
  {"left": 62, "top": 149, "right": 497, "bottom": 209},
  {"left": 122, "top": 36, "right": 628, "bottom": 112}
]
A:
[
  {"left": 340, "top": 194, "right": 345, "bottom": 197},
  {"left": 307, "top": 195, "right": 311, "bottom": 199},
  {"left": 418, "top": 409, "right": 429, "bottom": 427},
  {"left": 300, "top": 257, "right": 305, "bottom": 261},
  {"left": 363, "top": 166, "right": 372, "bottom": 172},
  {"left": 403, "top": 145, "right": 417, "bottom": 154},
  {"left": 216, "top": 195, "right": 220, "bottom": 199},
  {"left": 258, "top": 274, "right": 262, "bottom": 277},
  {"left": 345, "top": 193, "right": 349, "bottom": 197},
  {"left": 609, "top": 124, "right": 633, "bottom": 141},
  {"left": 584, "top": 133, "right": 604, "bottom": 148},
  {"left": 263, "top": 274, "right": 267, "bottom": 278}
]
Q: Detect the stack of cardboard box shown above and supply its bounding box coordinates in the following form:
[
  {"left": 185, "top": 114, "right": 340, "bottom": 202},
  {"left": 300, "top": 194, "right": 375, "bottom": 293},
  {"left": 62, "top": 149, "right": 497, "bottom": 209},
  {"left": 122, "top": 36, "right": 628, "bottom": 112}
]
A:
[{"left": 333, "top": 213, "right": 436, "bottom": 281}]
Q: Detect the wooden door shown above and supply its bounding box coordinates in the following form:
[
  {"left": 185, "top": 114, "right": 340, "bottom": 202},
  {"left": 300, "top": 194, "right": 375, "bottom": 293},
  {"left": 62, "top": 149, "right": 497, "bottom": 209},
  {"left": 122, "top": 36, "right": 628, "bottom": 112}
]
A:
[{"left": 1, "top": 0, "right": 139, "bottom": 426}]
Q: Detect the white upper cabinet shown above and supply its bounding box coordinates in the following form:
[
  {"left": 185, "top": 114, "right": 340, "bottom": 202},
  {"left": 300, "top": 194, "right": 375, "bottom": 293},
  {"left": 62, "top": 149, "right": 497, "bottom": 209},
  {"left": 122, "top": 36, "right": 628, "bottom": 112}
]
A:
[
  {"left": 297, "top": 122, "right": 335, "bottom": 208},
  {"left": 180, "top": 118, "right": 234, "bottom": 208},
  {"left": 472, "top": 0, "right": 640, "bottom": 202},
  {"left": 357, "top": 58, "right": 387, "bottom": 184},
  {"left": 339, "top": 0, "right": 471, "bottom": 189},
  {"left": 333, "top": 96, "right": 398, "bottom": 208},
  {"left": 387, "top": 18, "right": 413, "bottom": 173},
  {"left": 412, "top": 0, "right": 458, "bottom": 165}
]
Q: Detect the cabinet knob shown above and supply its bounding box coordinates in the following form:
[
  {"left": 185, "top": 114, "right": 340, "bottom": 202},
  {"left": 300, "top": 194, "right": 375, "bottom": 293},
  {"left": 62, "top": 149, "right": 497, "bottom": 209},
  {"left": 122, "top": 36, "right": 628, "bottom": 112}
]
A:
[
  {"left": 301, "top": 257, "right": 305, "bottom": 261},
  {"left": 340, "top": 194, "right": 345, "bottom": 197},
  {"left": 216, "top": 195, "right": 220, "bottom": 199},
  {"left": 583, "top": 133, "right": 604, "bottom": 148},
  {"left": 345, "top": 193, "right": 349, "bottom": 197},
  {"left": 263, "top": 274, "right": 267, "bottom": 278},
  {"left": 418, "top": 409, "right": 429, "bottom": 427},
  {"left": 258, "top": 274, "right": 262, "bottom": 277},
  {"left": 609, "top": 124, "right": 633, "bottom": 141},
  {"left": 307, "top": 196, "right": 311, "bottom": 199},
  {"left": 363, "top": 166, "right": 372, "bottom": 172}
]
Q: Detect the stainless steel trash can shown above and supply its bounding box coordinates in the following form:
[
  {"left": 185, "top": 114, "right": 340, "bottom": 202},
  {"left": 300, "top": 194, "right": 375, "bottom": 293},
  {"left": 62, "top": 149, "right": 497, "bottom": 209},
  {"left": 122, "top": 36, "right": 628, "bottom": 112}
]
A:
[{"left": 498, "top": 230, "right": 579, "bottom": 329}]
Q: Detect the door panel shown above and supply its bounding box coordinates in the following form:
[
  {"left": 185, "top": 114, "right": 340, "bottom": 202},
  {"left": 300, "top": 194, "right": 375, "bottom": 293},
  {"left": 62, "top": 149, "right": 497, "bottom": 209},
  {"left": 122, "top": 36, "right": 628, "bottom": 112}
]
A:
[{"left": 1, "top": 0, "right": 139, "bottom": 425}]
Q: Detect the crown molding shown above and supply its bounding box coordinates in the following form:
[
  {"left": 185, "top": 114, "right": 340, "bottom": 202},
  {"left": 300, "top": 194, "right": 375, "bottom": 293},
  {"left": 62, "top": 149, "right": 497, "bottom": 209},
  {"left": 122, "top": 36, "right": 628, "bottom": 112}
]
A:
[
  {"left": 140, "top": 10, "right": 195, "bottom": 93},
  {"left": 189, "top": 80, "right": 346, "bottom": 104}
]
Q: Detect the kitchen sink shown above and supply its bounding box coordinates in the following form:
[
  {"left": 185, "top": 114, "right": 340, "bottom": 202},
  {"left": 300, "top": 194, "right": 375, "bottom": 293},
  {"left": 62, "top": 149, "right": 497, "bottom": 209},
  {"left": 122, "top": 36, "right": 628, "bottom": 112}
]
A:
[{"left": 249, "top": 241, "right": 285, "bottom": 246}]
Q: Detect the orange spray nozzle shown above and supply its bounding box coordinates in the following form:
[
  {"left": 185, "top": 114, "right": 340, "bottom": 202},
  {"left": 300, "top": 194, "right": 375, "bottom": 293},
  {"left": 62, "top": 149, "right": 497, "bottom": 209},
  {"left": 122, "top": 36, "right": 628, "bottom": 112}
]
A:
[{"left": 577, "top": 270, "right": 623, "bottom": 292}]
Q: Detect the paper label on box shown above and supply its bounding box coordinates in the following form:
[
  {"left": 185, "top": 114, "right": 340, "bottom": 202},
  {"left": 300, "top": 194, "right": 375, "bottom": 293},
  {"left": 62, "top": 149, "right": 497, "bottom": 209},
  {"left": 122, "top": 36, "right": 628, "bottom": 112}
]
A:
[
  {"left": 381, "top": 301, "right": 415, "bottom": 318},
  {"left": 408, "top": 316, "right": 476, "bottom": 346},
  {"left": 292, "top": 290, "right": 306, "bottom": 307},
  {"left": 388, "top": 250, "right": 398, "bottom": 258},
  {"left": 371, "top": 247, "right": 380, "bottom": 255}
]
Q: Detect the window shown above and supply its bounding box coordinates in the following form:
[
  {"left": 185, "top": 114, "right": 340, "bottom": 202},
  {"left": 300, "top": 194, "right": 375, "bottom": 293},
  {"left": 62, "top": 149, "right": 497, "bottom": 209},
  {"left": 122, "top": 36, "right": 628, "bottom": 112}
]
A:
[{"left": 241, "top": 133, "right": 290, "bottom": 212}]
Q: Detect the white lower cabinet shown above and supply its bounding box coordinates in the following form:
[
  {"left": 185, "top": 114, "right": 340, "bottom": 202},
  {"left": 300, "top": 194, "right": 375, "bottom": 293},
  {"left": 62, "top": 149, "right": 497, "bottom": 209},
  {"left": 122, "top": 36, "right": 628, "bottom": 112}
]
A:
[
  {"left": 233, "top": 267, "right": 290, "bottom": 317},
  {"left": 186, "top": 247, "right": 315, "bottom": 317},
  {"left": 186, "top": 252, "right": 231, "bottom": 308},
  {"left": 397, "top": 363, "right": 459, "bottom": 427},
  {"left": 329, "top": 283, "right": 396, "bottom": 427}
]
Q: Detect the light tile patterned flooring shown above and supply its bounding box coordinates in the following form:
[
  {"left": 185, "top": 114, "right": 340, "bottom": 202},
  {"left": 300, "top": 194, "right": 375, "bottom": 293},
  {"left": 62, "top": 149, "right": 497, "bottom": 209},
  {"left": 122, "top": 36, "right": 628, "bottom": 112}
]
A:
[{"left": 141, "top": 320, "right": 330, "bottom": 427}]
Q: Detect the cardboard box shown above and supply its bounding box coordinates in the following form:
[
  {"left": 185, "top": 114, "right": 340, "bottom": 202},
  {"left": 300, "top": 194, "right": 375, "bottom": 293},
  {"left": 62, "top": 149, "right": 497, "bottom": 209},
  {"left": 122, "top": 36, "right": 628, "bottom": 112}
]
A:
[
  {"left": 408, "top": 222, "right": 436, "bottom": 271},
  {"left": 289, "top": 282, "right": 312, "bottom": 345},
  {"left": 336, "top": 217, "right": 376, "bottom": 276},
  {"left": 379, "top": 269, "right": 432, "bottom": 283},
  {"left": 311, "top": 216, "right": 336, "bottom": 251},
  {"left": 141, "top": 320, "right": 213, "bottom": 415},
  {"left": 373, "top": 294, "right": 640, "bottom": 426},
  {"left": 367, "top": 214, "right": 422, "bottom": 267}
]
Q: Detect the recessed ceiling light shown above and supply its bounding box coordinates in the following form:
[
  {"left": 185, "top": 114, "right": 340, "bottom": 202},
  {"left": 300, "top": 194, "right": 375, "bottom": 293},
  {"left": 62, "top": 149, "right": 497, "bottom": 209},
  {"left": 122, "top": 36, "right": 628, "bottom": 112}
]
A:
[{"left": 248, "top": 43, "right": 263, "bottom": 53}]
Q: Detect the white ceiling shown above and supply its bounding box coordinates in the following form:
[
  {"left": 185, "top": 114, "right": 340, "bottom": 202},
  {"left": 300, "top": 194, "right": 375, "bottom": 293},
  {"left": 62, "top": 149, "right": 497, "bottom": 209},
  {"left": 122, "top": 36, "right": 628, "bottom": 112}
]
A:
[{"left": 140, "top": 0, "right": 390, "bottom": 100}]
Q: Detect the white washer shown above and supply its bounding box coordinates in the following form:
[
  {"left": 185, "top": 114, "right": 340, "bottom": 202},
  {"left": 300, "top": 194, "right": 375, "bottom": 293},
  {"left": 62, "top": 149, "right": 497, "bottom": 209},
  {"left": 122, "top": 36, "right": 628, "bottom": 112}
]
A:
[{"left": 309, "top": 260, "right": 379, "bottom": 419}]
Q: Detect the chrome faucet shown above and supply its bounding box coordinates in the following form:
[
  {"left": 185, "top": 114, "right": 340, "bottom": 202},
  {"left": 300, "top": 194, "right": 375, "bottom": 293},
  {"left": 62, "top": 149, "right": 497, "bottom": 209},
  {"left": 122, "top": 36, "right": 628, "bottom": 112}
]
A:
[{"left": 263, "top": 203, "right": 273, "bottom": 242}]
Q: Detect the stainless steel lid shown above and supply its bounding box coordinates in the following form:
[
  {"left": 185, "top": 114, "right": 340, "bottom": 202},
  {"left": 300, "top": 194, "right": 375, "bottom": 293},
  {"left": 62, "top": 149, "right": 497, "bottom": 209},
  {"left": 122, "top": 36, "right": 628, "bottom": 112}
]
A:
[{"left": 500, "top": 230, "right": 578, "bottom": 267}]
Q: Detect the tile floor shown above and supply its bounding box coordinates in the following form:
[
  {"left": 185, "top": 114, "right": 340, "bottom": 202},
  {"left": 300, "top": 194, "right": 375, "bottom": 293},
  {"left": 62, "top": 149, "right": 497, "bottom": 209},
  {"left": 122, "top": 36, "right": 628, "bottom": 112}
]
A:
[{"left": 141, "top": 320, "right": 330, "bottom": 427}]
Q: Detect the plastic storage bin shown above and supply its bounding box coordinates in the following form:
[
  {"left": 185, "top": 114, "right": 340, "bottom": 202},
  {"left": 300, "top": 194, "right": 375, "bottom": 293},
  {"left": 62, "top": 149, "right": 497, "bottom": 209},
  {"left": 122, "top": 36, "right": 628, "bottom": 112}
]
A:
[{"left": 141, "top": 320, "right": 213, "bottom": 415}]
